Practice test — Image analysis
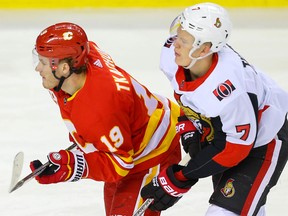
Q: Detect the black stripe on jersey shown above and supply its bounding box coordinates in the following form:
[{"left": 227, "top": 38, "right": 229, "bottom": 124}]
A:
[
  {"left": 248, "top": 92, "right": 258, "bottom": 147},
  {"left": 182, "top": 116, "right": 229, "bottom": 179},
  {"left": 184, "top": 69, "right": 192, "bottom": 81},
  {"left": 277, "top": 115, "right": 288, "bottom": 142}
]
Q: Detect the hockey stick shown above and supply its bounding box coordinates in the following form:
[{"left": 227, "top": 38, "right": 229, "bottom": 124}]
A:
[
  {"left": 9, "top": 152, "right": 24, "bottom": 193},
  {"left": 9, "top": 143, "right": 77, "bottom": 193},
  {"left": 133, "top": 153, "right": 191, "bottom": 216}
]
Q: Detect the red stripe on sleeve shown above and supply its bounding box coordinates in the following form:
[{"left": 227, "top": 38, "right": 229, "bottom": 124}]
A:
[{"left": 212, "top": 141, "right": 253, "bottom": 167}]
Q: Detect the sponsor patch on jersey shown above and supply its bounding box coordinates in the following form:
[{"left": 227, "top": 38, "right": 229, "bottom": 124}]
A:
[
  {"left": 213, "top": 79, "right": 235, "bottom": 101},
  {"left": 221, "top": 178, "right": 235, "bottom": 198}
]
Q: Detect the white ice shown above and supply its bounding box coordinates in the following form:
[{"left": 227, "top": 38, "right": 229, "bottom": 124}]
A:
[{"left": 0, "top": 8, "right": 288, "bottom": 216}]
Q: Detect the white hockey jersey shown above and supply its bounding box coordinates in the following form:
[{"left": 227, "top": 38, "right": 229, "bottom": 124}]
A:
[{"left": 161, "top": 38, "right": 288, "bottom": 174}]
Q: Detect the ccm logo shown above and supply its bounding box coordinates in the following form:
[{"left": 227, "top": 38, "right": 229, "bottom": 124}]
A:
[{"left": 159, "top": 177, "right": 183, "bottom": 197}]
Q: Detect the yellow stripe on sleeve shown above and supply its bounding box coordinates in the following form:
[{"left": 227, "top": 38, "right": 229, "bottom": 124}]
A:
[
  {"left": 134, "top": 101, "right": 180, "bottom": 165},
  {"left": 135, "top": 108, "right": 163, "bottom": 156},
  {"left": 106, "top": 153, "right": 131, "bottom": 177}
]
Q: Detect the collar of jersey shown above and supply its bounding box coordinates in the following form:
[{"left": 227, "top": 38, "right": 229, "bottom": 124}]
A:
[
  {"left": 66, "top": 89, "right": 81, "bottom": 102},
  {"left": 176, "top": 53, "right": 218, "bottom": 91}
]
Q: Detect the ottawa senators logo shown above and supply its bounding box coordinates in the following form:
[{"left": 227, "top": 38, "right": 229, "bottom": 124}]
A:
[
  {"left": 221, "top": 178, "right": 235, "bottom": 198},
  {"left": 214, "top": 18, "right": 222, "bottom": 28},
  {"left": 213, "top": 79, "right": 236, "bottom": 101},
  {"left": 175, "top": 97, "right": 214, "bottom": 143}
]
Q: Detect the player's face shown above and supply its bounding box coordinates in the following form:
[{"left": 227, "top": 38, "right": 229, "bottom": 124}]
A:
[
  {"left": 35, "top": 55, "right": 60, "bottom": 90},
  {"left": 174, "top": 27, "right": 194, "bottom": 67}
]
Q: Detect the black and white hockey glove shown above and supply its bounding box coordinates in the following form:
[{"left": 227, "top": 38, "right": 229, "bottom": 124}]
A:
[
  {"left": 141, "top": 165, "right": 198, "bottom": 212},
  {"left": 176, "top": 115, "right": 201, "bottom": 158}
]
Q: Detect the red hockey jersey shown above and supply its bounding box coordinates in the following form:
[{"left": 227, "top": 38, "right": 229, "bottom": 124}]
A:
[{"left": 49, "top": 41, "right": 181, "bottom": 182}]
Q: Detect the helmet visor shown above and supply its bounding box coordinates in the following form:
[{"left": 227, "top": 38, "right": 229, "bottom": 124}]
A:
[
  {"left": 169, "top": 15, "right": 181, "bottom": 36},
  {"left": 32, "top": 48, "right": 59, "bottom": 71},
  {"left": 32, "top": 48, "right": 40, "bottom": 71}
]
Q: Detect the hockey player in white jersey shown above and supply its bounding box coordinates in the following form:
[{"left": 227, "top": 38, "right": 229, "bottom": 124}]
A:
[{"left": 141, "top": 2, "right": 288, "bottom": 216}]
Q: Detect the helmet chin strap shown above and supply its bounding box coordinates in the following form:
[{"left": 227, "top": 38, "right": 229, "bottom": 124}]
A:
[
  {"left": 52, "top": 70, "right": 73, "bottom": 92},
  {"left": 184, "top": 46, "right": 213, "bottom": 69}
]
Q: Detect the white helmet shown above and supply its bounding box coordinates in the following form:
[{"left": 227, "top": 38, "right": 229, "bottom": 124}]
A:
[{"left": 176, "top": 2, "right": 232, "bottom": 53}]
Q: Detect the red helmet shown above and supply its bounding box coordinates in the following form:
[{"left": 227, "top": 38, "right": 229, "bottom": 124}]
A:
[{"left": 35, "top": 22, "right": 89, "bottom": 69}]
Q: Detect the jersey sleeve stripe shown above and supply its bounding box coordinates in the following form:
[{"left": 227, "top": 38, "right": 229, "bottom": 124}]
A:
[
  {"left": 105, "top": 153, "right": 133, "bottom": 177},
  {"left": 134, "top": 100, "right": 180, "bottom": 164},
  {"left": 212, "top": 141, "right": 253, "bottom": 167}
]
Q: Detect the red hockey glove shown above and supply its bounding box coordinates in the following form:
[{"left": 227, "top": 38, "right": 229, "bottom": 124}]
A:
[
  {"left": 176, "top": 115, "right": 201, "bottom": 158},
  {"left": 141, "top": 165, "right": 198, "bottom": 212},
  {"left": 30, "top": 149, "right": 86, "bottom": 184}
]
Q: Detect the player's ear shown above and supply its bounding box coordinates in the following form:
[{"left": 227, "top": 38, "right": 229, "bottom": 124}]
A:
[
  {"left": 200, "top": 42, "right": 212, "bottom": 57},
  {"left": 60, "top": 62, "right": 70, "bottom": 76}
]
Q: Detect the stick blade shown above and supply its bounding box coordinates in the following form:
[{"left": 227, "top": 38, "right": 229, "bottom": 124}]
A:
[{"left": 9, "top": 152, "right": 24, "bottom": 193}]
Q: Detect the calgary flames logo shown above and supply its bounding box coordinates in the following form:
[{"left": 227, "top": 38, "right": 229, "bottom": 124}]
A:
[
  {"left": 221, "top": 178, "right": 235, "bottom": 198},
  {"left": 63, "top": 31, "right": 73, "bottom": 40}
]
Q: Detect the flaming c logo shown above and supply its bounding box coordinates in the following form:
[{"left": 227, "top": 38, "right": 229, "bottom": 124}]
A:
[{"left": 63, "top": 31, "right": 73, "bottom": 40}]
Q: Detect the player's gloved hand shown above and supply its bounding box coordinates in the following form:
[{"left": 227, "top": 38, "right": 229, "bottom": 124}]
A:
[
  {"left": 141, "top": 164, "right": 198, "bottom": 211},
  {"left": 30, "top": 149, "right": 86, "bottom": 184},
  {"left": 176, "top": 115, "right": 201, "bottom": 158}
]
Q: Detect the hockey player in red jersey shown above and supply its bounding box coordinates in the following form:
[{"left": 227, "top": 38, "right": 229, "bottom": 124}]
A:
[
  {"left": 141, "top": 3, "right": 288, "bottom": 216},
  {"left": 30, "top": 22, "right": 182, "bottom": 216}
]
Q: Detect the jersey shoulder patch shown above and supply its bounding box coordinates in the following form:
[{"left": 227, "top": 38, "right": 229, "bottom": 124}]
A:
[{"left": 212, "top": 79, "right": 236, "bottom": 101}]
